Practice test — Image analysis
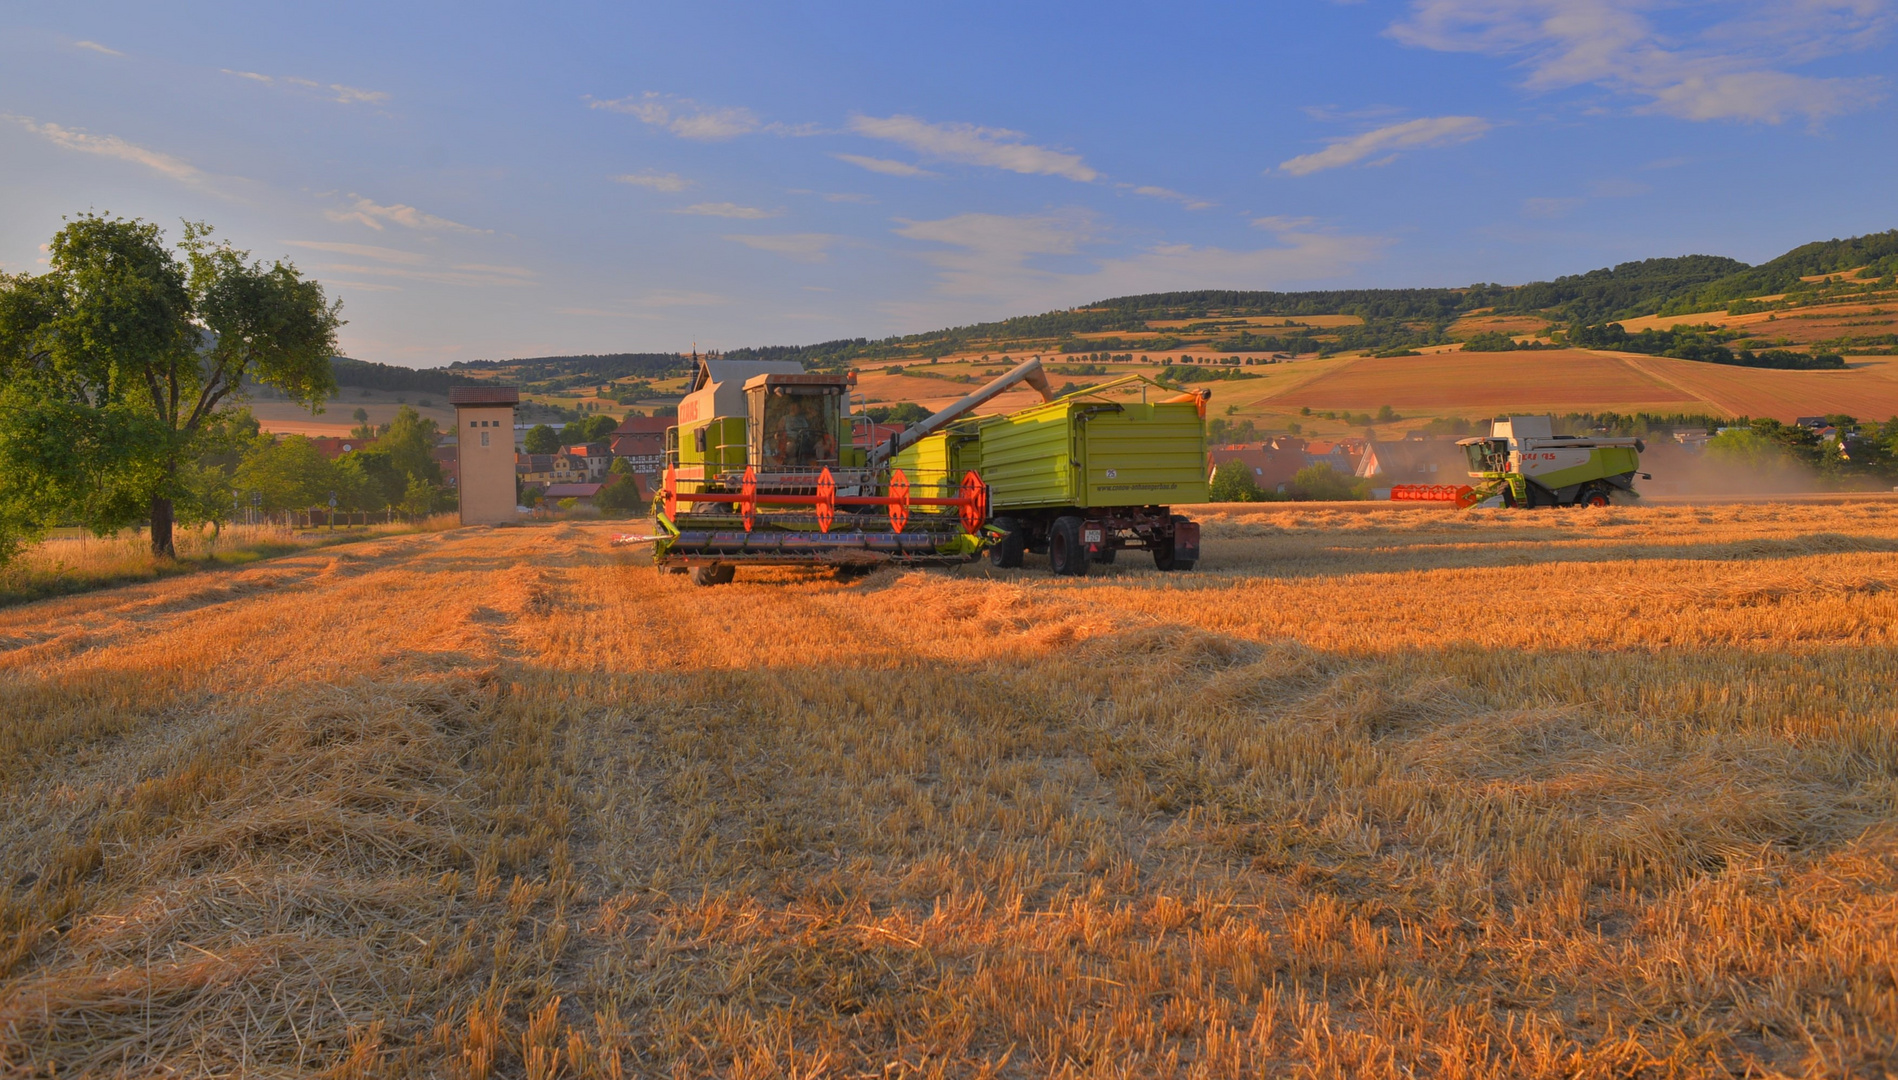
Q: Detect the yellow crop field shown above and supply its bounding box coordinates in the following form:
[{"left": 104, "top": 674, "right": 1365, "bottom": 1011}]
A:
[{"left": 4, "top": 504, "right": 1898, "bottom": 1076}]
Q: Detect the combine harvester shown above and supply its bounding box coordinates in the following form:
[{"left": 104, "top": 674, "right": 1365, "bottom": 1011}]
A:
[
  {"left": 641, "top": 355, "right": 1054, "bottom": 584},
  {"left": 1391, "top": 415, "right": 1647, "bottom": 508},
  {"left": 895, "top": 375, "right": 1210, "bottom": 575}
]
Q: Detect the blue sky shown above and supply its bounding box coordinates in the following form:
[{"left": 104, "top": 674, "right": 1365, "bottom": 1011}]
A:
[{"left": 3, "top": 2, "right": 1894, "bottom": 366}]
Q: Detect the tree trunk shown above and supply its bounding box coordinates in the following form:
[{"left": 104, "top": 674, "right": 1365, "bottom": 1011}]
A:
[{"left": 150, "top": 495, "right": 175, "bottom": 559}]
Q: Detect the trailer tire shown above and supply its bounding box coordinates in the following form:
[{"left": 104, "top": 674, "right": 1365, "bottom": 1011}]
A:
[
  {"left": 989, "top": 516, "right": 1026, "bottom": 568},
  {"left": 1152, "top": 544, "right": 1195, "bottom": 573},
  {"left": 1048, "top": 516, "right": 1089, "bottom": 577},
  {"left": 690, "top": 563, "right": 736, "bottom": 586}
]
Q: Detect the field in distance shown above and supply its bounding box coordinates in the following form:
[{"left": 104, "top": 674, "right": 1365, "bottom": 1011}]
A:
[{"left": 4, "top": 504, "right": 1897, "bottom": 1075}]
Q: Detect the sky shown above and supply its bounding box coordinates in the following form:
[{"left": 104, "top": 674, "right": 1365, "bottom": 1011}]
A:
[{"left": 2, "top": 1, "right": 1895, "bottom": 367}]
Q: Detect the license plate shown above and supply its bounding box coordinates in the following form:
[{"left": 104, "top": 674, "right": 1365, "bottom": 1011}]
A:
[{"left": 1083, "top": 529, "right": 1103, "bottom": 544}]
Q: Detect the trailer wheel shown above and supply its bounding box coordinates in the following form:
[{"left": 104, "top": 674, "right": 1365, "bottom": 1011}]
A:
[
  {"left": 989, "top": 516, "right": 1026, "bottom": 568},
  {"left": 1152, "top": 543, "right": 1195, "bottom": 573},
  {"left": 1048, "top": 516, "right": 1089, "bottom": 577},
  {"left": 690, "top": 563, "right": 736, "bottom": 586}
]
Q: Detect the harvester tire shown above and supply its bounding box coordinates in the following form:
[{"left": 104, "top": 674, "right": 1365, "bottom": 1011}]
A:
[
  {"left": 690, "top": 564, "right": 736, "bottom": 587},
  {"left": 1048, "top": 516, "right": 1089, "bottom": 577},
  {"left": 989, "top": 517, "right": 1026, "bottom": 568},
  {"left": 1578, "top": 486, "right": 1612, "bottom": 508}
]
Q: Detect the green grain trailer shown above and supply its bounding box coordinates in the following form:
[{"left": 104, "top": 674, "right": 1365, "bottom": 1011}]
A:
[{"left": 897, "top": 375, "right": 1209, "bottom": 575}]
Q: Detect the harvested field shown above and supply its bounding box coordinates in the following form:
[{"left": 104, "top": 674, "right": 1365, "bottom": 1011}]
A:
[
  {"left": 5, "top": 504, "right": 1898, "bottom": 1076},
  {"left": 1616, "top": 298, "right": 1898, "bottom": 347},
  {"left": 1258, "top": 351, "right": 1703, "bottom": 414}
]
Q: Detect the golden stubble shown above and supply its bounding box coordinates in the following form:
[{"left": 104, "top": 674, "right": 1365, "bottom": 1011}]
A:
[{"left": 2, "top": 504, "right": 1897, "bottom": 1077}]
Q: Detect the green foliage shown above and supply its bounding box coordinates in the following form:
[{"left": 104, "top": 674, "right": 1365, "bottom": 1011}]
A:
[
  {"left": 1568, "top": 323, "right": 1844, "bottom": 369},
  {"left": 0, "top": 215, "right": 340, "bottom": 559},
  {"left": 523, "top": 424, "right": 561, "bottom": 454},
  {"left": 332, "top": 356, "right": 479, "bottom": 393},
  {"left": 595, "top": 473, "right": 646, "bottom": 514},
  {"left": 1209, "top": 461, "right": 1265, "bottom": 502},
  {"left": 1207, "top": 418, "right": 1260, "bottom": 444},
  {"left": 235, "top": 436, "right": 350, "bottom": 510},
  {"left": 862, "top": 402, "right": 930, "bottom": 425},
  {"left": 564, "top": 413, "right": 621, "bottom": 445},
  {"left": 1290, "top": 464, "right": 1367, "bottom": 501},
  {"left": 1461, "top": 331, "right": 1558, "bottom": 352},
  {"left": 1487, "top": 256, "right": 1749, "bottom": 323},
  {"left": 1657, "top": 230, "right": 1898, "bottom": 315}
]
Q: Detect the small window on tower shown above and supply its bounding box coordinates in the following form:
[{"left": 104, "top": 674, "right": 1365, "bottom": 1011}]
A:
[{"left": 481, "top": 431, "right": 490, "bottom": 447}]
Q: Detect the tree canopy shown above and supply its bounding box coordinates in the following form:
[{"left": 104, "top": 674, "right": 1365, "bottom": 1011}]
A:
[{"left": 0, "top": 215, "right": 340, "bottom": 558}]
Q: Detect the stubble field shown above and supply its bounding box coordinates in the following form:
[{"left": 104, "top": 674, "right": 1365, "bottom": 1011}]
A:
[{"left": 3, "top": 503, "right": 1898, "bottom": 1077}]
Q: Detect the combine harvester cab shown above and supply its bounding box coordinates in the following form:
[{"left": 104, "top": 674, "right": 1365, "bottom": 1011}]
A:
[
  {"left": 648, "top": 355, "right": 1052, "bottom": 585},
  {"left": 1457, "top": 415, "right": 1648, "bottom": 508},
  {"left": 898, "top": 375, "right": 1209, "bottom": 576}
]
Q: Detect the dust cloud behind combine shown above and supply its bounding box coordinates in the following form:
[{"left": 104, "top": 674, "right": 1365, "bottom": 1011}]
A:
[{"left": 4, "top": 505, "right": 1898, "bottom": 1076}]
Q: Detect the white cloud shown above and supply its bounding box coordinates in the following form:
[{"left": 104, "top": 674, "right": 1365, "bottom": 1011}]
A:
[
  {"left": 833, "top": 153, "right": 938, "bottom": 178},
  {"left": 885, "top": 210, "right": 1383, "bottom": 325},
  {"left": 848, "top": 114, "right": 1098, "bottom": 181},
  {"left": 613, "top": 171, "right": 693, "bottom": 192},
  {"left": 1131, "top": 184, "right": 1214, "bottom": 210},
  {"left": 7, "top": 116, "right": 212, "bottom": 187},
  {"left": 1522, "top": 196, "right": 1584, "bottom": 218},
  {"left": 1279, "top": 115, "right": 1493, "bottom": 175},
  {"left": 724, "top": 233, "right": 842, "bottom": 263},
  {"left": 325, "top": 196, "right": 487, "bottom": 233},
  {"left": 321, "top": 263, "right": 532, "bottom": 288},
  {"left": 672, "top": 202, "right": 779, "bottom": 219},
  {"left": 1388, "top": 0, "right": 1889, "bottom": 122},
  {"left": 220, "top": 69, "right": 389, "bottom": 105},
  {"left": 590, "top": 93, "right": 761, "bottom": 139},
  {"left": 1252, "top": 215, "right": 1320, "bottom": 231},
  {"left": 73, "top": 41, "right": 122, "bottom": 56},
  {"left": 285, "top": 240, "right": 428, "bottom": 264}
]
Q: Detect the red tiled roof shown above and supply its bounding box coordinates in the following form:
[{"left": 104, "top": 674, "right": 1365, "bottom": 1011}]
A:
[{"left": 543, "top": 483, "right": 604, "bottom": 498}]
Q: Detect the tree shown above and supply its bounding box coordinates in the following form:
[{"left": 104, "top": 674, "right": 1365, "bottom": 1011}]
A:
[
  {"left": 1290, "top": 463, "right": 1366, "bottom": 501},
  {"left": 523, "top": 423, "right": 561, "bottom": 454},
  {"left": 379, "top": 404, "right": 442, "bottom": 484},
  {"left": 234, "top": 435, "right": 344, "bottom": 510},
  {"left": 0, "top": 216, "right": 339, "bottom": 557},
  {"left": 595, "top": 472, "right": 647, "bottom": 514},
  {"left": 1209, "top": 461, "right": 1264, "bottom": 502},
  {"left": 565, "top": 413, "right": 620, "bottom": 445}
]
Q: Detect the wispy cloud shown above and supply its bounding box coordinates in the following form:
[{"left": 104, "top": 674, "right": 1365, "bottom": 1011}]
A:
[
  {"left": 613, "top": 170, "right": 693, "bottom": 192},
  {"left": 1279, "top": 115, "right": 1492, "bottom": 175},
  {"left": 285, "top": 240, "right": 428, "bottom": 264},
  {"left": 219, "top": 69, "right": 390, "bottom": 105},
  {"left": 321, "top": 263, "right": 533, "bottom": 288},
  {"left": 724, "top": 233, "right": 843, "bottom": 263},
  {"left": 1522, "top": 196, "right": 1585, "bottom": 218},
  {"left": 848, "top": 115, "right": 1098, "bottom": 182},
  {"left": 671, "top": 202, "right": 779, "bottom": 219},
  {"left": 325, "top": 195, "right": 487, "bottom": 233},
  {"left": 1388, "top": 0, "right": 1889, "bottom": 122},
  {"left": 788, "top": 188, "right": 876, "bottom": 203},
  {"left": 590, "top": 92, "right": 761, "bottom": 139},
  {"left": 1252, "top": 216, "right": 1320, "bottom": 231},
  {"left": 73, "top": 40, "right": 122, "bottom": 56},
  {"left": 1130, "top": 184, "right": 1214, "bottom": 210},
  {"left": 640, "top": 290, "right": 726, "bottom": 306},
  {"left": 7, "top": 116, "right": 213, "bottom": 188},
  {"left": 833, "top": 153, "right": 938, "bottom": 178}
]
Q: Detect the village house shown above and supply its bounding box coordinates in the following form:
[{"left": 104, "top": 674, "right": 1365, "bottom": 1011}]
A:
[
  {"left": 608, "top": 415, "right": 674, "bottom": 476},
  {"left": 1207, "top": 436, "right": 1309, "bottom": 493},
  {"left": 562, "top": 442, "right": 612, "bottom": 481},
  {"left": 1355, "top": 436, "right": 1468, "bottom": 485}
]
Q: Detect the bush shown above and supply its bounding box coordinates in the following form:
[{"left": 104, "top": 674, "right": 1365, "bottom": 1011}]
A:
[
  {"left": 1209, "top": 461, "right": 1264, "bottom": 502},
  {"left": 1290, "top": 464, "right": 1366, "bottom": 501}
]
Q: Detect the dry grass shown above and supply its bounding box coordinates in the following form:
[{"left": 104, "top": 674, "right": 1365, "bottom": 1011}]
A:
[
  {"left": 1, "top": 518, "right": 455, "bottom": 607},
  {"left": 4, "top": 504, "right": 1898, "bottom": 1076}
]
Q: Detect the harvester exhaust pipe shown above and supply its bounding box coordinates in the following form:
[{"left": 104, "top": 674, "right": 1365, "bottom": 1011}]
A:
[{"left": 868, "top": 356, "right": 1054, "bottom": 468}]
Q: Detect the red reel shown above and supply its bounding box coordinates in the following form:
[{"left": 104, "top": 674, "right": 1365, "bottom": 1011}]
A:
[
  {"left": 959, "top": 471, "right": 986, "bottom": 534},
  {"left": 662, "top": 466, "right": 678, "bottom": 520},
  {"left": 740, "top": 466, "right": 757, "bottom": 532},
  {"left": 816, "top": 468, "right": 836, "bottom": 533},
  {"left": 888, "top": 469, "right": 910, "bottom": 534}
]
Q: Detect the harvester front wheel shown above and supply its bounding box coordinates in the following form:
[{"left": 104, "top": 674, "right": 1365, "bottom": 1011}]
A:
[
  {"left": 1048, "top": 516, "right": 1089, "bottom": 577},
  {"left": 690, "top": 563, "right": 736, "bottom": 587},
  {"left": 988, "top": 517, "right": 1026, "bottom": 568},
  {"left": 1578, "top": 486, "right": 1612, "bottom": 508}
]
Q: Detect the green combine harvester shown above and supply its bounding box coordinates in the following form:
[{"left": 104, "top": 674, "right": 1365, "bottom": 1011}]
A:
[
  {"left": 642, "top": 354, "right": 1055, "bottom": 584},
  {"left": 895, "top": 375, "right": 1210, "bottom": 575},
  {"left": 1457, "top": 415, "right": 1649, "bottom": 508}
]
